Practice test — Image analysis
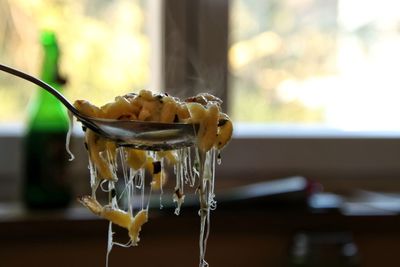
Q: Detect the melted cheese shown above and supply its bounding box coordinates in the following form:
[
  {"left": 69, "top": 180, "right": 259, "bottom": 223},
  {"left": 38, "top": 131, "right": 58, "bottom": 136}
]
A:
[{"left": 72, "top": 90, "right": 233, "bottom": 267}]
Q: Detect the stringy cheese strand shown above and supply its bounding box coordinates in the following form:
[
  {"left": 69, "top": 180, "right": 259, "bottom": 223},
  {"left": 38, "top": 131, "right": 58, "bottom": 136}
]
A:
[{"left": 73, "top": 90, "right": 232, "bottom": 267}]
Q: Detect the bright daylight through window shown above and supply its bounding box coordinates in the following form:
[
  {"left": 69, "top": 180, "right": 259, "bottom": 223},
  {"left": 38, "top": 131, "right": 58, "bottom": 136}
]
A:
[
  {"left": 229, "top": 0, "right": 400, "bottom": 132},
  {"left": 0, "top": 0, "right": 151, "bottom": 124},
  {"left": 1, "top": 0, "right": 400, "bottom": 133}
]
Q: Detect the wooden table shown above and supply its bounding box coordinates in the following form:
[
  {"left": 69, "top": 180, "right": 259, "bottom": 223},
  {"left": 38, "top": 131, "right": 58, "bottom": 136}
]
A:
[{"left": 1, "top": 201, "right": 400, "bottom": 267}]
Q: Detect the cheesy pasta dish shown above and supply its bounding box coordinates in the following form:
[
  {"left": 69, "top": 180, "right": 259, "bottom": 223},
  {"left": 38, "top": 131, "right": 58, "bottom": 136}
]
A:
[{"left": 71, "top": 90, "right": 233, "bottom": 267}]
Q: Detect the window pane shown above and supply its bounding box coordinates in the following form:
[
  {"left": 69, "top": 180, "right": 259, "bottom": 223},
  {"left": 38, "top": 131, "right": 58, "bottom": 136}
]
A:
[
  {"left": 229, "top": 0, "right": 400, "bottom": 131},
  {"left": 0, "top": 0, "right": 151, "bottom": 123}
]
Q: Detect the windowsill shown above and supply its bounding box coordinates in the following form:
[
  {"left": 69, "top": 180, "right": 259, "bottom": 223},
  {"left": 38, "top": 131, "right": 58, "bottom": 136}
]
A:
[
  {"left": 234, "top": 122, "right": 400, "bottom": 139},
  {"left": 0, "top": 123, "right": 25, "bottom": 137},
  {"left": 4, "top": 122, "right": 400, "bottom": 139},
  {"left": 0, "top": 123, "right": 84, "bottom": 137}
]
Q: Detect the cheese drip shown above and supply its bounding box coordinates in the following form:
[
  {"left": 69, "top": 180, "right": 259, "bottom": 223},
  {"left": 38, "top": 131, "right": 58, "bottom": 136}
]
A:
[{"left": 73, "top": 90, "right": 232, "bottom": 267}]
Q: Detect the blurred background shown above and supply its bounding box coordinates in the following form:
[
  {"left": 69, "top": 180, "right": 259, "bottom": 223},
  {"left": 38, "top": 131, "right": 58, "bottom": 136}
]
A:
[{"left": 1, "top": 0, "right": 400, "bottom": 266}]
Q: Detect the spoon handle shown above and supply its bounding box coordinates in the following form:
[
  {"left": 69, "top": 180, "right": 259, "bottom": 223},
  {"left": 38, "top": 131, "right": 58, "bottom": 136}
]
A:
[{"left": 0, "top": 63, "right": 79, "bottom": 117}]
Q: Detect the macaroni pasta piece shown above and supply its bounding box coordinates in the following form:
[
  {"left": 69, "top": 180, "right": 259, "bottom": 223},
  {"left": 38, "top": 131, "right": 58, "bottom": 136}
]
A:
[{"left": 73, "top": 90, "right": 232, "bottom": 267}]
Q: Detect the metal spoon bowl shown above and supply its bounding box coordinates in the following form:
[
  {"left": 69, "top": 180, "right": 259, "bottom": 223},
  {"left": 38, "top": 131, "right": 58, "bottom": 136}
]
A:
[{"left": 0, "top": 63, "right": 198, "bottom": 151}]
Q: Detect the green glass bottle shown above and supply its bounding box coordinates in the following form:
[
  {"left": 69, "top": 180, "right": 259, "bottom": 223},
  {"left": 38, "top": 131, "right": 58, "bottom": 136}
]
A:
[{"left": 23, "top": 31, "right": 72, "bottom": 209}]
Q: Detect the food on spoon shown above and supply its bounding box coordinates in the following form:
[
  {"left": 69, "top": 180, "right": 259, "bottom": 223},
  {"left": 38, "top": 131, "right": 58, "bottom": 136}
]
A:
[{"left": 73, "top": 89, "right": 233, "bottom": 267}]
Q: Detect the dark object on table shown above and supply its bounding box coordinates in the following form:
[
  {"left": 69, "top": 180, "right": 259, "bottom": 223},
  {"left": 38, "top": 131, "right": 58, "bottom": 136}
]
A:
[
  {"left": 216, "top": 176, "right": 318, "bottom": 211},
  {"left": 288, "top": 231, "right": 360, "bottom": 267}
]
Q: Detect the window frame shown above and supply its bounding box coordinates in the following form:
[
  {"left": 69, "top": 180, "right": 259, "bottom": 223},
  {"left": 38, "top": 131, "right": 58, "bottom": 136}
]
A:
[{"left": 163, "top": 0, "right": 228, "bottom": 111}]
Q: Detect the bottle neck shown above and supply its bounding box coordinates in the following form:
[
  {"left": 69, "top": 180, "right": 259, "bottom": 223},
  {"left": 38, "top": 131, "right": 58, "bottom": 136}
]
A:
[
  {"left": 27, "top": 31, "right": 70, "bottom": 133},
  {"left": 40, "top": 31, "right": 61, "bottom": 84}
]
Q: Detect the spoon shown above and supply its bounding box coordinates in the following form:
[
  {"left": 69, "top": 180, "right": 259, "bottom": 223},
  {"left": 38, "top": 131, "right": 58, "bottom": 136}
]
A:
[{"left": 0, "top": 63, "right": 198, "bottom": 151}]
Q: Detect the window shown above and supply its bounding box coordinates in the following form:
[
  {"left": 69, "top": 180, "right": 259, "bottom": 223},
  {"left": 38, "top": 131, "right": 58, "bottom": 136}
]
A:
[
  {"left": 229, "top": 0, "right": 400, "bottom": 133},
  {"left": 1, "top": 0, "right": 400, "bottom": 203},
  {"left": 0, "top": 0, "right": 155, "bottom": 202},
  {"left": 0, "top": 0, "right": 152, "bottom": 123},
  {"left": 225, "top": 0, "right": 400, "bottom": 195},
  {"left": 161, "top": 1, "right": 400, "bottom": 194}
]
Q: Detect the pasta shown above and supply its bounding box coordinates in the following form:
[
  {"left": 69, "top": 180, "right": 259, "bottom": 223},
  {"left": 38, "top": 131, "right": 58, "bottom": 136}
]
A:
[{"left": 72, "top": 90, "right": 233, "bottom": 267}]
